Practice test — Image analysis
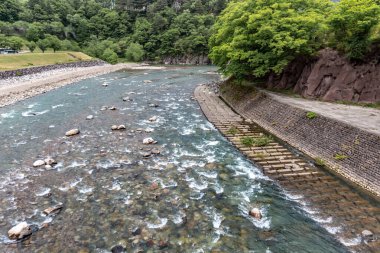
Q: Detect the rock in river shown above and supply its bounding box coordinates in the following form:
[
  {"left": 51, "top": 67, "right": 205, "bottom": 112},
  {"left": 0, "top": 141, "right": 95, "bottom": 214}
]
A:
[
  {"left": 65, "top": 128, "right": 80, "bottom": 136},
  {"left": 86, "top": 115, "right": 94, "bottom": 120},
  {"left": 33, "top": 159, "right": 45, "bottom": 167},
  {"left": 44, "top": 157, "right": 57, "bottom": 165},
  {"left": 8, "top": 222, "right": 32, "bottom": 240},
  {"left": 149, "top": 116, "right": 158, "bottom": 122},
  {"left": 362, "top": 230, "right": 374, "bottom": 242},
  {"left": 43, "top": 204, "right": 63, "bottom": 215},
  {"left": 143, "top": 137, "right": 155, "bottom": 144},
  {"left": 111, "top": 245, "right": 125, "bottom": 253},
  {"left": 249, "top": 208, "right": 262, "bottom": 220}
]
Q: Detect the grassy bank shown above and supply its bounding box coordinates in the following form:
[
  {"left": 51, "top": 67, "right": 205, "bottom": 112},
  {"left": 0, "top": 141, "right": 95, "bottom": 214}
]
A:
[{"left": 0, "top": 52, "right": 92, "bottom": 71}]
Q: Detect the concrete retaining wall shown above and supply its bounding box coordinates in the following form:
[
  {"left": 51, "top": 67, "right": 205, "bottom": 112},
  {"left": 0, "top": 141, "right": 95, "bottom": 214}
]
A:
[
  {"left": 220, "top": 82, "right": 380, "bottom": 198},
  {"left": 0, "top": 60, "right": 106, "bottom": 79}
]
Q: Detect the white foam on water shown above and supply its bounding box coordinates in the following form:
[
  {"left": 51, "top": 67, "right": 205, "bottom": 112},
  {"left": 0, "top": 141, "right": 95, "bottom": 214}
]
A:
[
  {"left": 66, "top": 160, "right": 87, "bottom": 168},
  {"left": 78, "top": 186, "right": 94, "bottom": 194},
  {"left": 51, "top": 104, "right": 64, "bottom": 109},
  {"left": 1, "top": 111, "right": 15, "bottom": 119},
  {"left": 206, "top": 141, "right": 219, "bottom": 146},
  {"left": 198, "top": 171, "right": 218, "bottom": 179},
  {"left": 146, "top": 217, "right": 168, "bottom": 229},
  {"left": 189, "top": 191, "right": 205, "bottom": 200},
  {"left": 339, "top": 236, "right": 361, "bottom": 246},
  {"left": 325, "top": 226, "right": 341, "bottom": 234},
  {"left": 35, "top": 187, "right": 51, "bottom": 197}
]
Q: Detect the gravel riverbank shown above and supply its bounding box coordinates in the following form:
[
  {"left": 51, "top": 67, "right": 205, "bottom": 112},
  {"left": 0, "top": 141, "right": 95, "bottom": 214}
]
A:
[{"left": 0, "top": 63, "right": 164, "bottom": 108}]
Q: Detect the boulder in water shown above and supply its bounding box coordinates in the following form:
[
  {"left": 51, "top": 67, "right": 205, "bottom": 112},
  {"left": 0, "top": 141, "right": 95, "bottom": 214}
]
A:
[
  {"left": 43, "top": 204, "right": 63, "bottom": 215},
  {"left": 362, "top": 230, "right": 374, "bottom": 242},
  {"left": 111, "top": 245, "right": 125, "bottom": 253},
  {"left": 65, "top": 129, "right": 80, "bottom": 136},
  {"left": 143, "top": 138, "right": 155, "bottom": 144},
  {"left": 33, "top": 160, "right": 45, "bottom": 167},
  {"left": 249, "top": 208, "right": 262, "bottom": 220},
  {"left": 86, "top": 115, "right": 94, "bottom": 120},
  {"left": 149, "top": 116, "right": 158, "bottom": 122},
  {"left": 8, "top": 222, "right": 32, "bottom": 240},
  {"left": 44, "top": 157, "right": 57, "bottom": 166}
]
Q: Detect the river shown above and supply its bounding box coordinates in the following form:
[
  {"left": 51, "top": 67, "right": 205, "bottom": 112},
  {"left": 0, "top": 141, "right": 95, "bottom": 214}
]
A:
[{"left": 0, "top": 67, "right": 348, "bottom": 252}]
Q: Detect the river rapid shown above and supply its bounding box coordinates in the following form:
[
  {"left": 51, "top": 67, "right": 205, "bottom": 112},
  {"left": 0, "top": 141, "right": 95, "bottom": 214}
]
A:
[{"left": 0, "top": 67, "right": 348, "bottom": 252}]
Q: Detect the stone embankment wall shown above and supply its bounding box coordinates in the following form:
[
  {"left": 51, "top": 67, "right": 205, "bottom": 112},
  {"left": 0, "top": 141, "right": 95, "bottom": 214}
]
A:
[
  {"left": 265, "top": 48, "right": 380, "bottom": 103},
  {"left": 0, "top": 60, "right": 106, "bottom": 79},
  {"left": 220, "top": 82, "right": 380, "bottom": 199}
]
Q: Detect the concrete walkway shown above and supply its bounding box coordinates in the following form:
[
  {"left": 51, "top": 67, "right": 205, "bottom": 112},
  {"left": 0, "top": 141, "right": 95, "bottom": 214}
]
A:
[{"left": 265, "top": 91, "right": 380, "bottom": 136}]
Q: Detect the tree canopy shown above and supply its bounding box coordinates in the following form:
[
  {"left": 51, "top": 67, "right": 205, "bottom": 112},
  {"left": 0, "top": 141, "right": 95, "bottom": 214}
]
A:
[{"left": 209, "top": 0, "right": 332, "bottom": 78}]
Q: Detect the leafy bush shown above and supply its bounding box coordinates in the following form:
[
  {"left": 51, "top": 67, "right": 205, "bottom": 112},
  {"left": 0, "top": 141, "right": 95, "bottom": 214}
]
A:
[
  {"left": 306, "top": 111, "right": 317, "bottom": 119},
  {"left": 328, "top": 0, "right": 380, "bottom": 59},
  {"left": 241, "top": 135, "right": 273, "bottom": 147},
  {"left": 226, "top": 126, "right": 240, "bottom": 135},
  {"left": 101, "top": 48, "right": 118, "bottom": 64},
  {"left": 125, "top": 43, "right": 145, "bottom": 62},
  {"left": 209, "top": 0, "right": 332, "bottom": 79}
]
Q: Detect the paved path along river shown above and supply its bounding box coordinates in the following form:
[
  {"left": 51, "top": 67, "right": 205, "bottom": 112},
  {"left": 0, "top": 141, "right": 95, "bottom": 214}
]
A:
[{"left": 0, "top": 67, "right": 364, "bottom": 252}]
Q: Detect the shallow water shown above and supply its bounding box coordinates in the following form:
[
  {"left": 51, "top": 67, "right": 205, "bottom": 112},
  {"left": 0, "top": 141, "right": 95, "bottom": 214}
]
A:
[{"left": 0, "top": 67, "right": 348, "bottom": 252}]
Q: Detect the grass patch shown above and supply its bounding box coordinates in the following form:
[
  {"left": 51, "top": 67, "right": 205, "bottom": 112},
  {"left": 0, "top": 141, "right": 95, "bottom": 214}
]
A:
[
  {"left": 226, "top": 126, "right": 240, "bottom": 135},
  {"left": 334, "top": 153, "right": 349, "bottom": 160},
  {"left": 0, "top": 51, "right": 92, "bottom": 71},
  {"left": 241, "top": 135, "right": 273, "bottom": 147},
  {"left": 315, "top": 157, "right": 326, "bottom": 166},
  {"left": 306, "top": 111, "right": 317, "bottom": 119}
]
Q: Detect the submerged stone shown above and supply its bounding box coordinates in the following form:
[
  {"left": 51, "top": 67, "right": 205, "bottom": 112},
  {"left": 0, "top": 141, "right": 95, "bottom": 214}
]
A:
[
  {"left": 33, "top": 159, "right": 45, "bottom": 167},
  {"left": 249, "top": 208, "right": 262, "bottom": 220},
  {"left": 65, "top": 128, "right": 80, "bottom": 136},
  {"left": 8, "top": 222, "right": 32, "bottom": 240},
  {"left": 111, "top": 245, "right": 125, "bottom": 253}
]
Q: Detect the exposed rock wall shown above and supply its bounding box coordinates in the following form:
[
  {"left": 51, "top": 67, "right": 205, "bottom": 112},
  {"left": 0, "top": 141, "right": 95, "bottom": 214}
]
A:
[
  {"left": 161, "top": 55, "right": 210, "bottom": 65},
  {"left": 0, "top": 60, "right": 106, "bottom": 79},
  {"left": 220, "top": 82, "right": 380, "bottom": 199},
  {"left": 265, "top": 48, "right": 380, "bottom": 103}
]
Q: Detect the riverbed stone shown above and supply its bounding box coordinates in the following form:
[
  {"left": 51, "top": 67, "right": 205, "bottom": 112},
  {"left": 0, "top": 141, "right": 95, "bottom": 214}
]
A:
[
  {"left": 43, "top": 204, "right": 63, "bottom": 215},
  {"left": 151, "top": 148, "right": 160, "bottom": 155},
  {"left": 8, "top": 222, "right": 32, "bottom": 240},
  {"left": 144, "top": 80, "right": 152, "bottom": 83},
  {"left": 143, "top": 138, "right": 155, "bottom": 144},
  {"left": 86, "top": 115, "right": 94, "bottom": 120},
  {"left": 44, "top": 157, "right": 57, "bottom": 165},
  {"left": 111, "top": 125, "right": 118, "bottom": 130},
  {"left": 65, "top": 128, "right": 80, "bottom": 136},
  {"left": 249, "top": 208, "right": 262, "bottom": 220},
  {"left": 362, "top": 230, "right": 374, "bottom": 241},
  {"left": 149, "top": 116, "right": 157, "bottom": 122},
  {"left": 111, "top": 245, "right": 125, "bottom": 253},
  {"left": 33, "top": 159, "right": 46, "bottom": 167}
]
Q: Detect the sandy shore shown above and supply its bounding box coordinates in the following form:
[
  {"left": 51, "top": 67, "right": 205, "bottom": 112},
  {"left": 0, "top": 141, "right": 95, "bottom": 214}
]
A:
[{"left": 0, "top": 63, "right": 165, "bottom": 108}]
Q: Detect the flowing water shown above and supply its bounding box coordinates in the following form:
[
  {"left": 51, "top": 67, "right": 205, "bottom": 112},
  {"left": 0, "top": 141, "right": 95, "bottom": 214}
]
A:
[{"left": 0, "top": 67, "right": 348, "bottom": 252}]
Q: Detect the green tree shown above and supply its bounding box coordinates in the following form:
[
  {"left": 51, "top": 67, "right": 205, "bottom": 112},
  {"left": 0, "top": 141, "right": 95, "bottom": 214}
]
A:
[
  {"left": 36, "top": 38, "right": 50, "bottom": 52},
  {"left": 209, "top": 0, "right": 332, "bottom": 79},
  {"left": 26, "top": 41, "right": 37, "bottom": 52},
  {"left": 7, "top": 36, "right": 24, "bottom": 50},
  {"left": 125, "top": 42, "right": 145, "bottom": 61},
  {"left": 46, "top": 35, "right": 61, "bottom": 52},
  {"left": 328, "top": 0, "right": 380, "bottom": 59},
  {"left": 101, "top": 48, "right": 118, "bottom": 64},
  {"left": 0, "top": 0, "right": 22, "bottom": 22}
]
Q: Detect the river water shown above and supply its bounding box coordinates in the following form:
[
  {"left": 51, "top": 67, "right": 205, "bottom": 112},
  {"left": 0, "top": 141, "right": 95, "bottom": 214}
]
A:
[{"left": 0, "top": 67, "right": 348, "bottom": 252}]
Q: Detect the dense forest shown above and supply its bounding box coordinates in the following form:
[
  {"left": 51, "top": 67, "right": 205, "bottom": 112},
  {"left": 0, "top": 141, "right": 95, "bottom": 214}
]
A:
[
  {"left": 0, "top": 0, "right": 228, "bottom": 63},
  {"left": 1, "top": 0, "right": 380, "bottom": 79},
  {"left": 210, "top": 0, "right": 380, "bottom": 79}
]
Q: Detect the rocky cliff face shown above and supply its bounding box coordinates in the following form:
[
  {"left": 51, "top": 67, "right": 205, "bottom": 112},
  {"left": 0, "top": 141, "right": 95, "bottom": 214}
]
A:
[
  {"left": 265, "top": 48, "right": 380, "bottom": 103},
  {"left": 161, "top": 55, "right": 210, "bottom": 65}
]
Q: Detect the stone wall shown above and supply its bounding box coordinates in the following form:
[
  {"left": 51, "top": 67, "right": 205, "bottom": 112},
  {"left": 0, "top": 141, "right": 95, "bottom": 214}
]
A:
[
  {"left": 264, "top": 48, "right": 380, "bottom": 103},
  {"left": 220, "top": 82, "right": 380, "bottom": 198},
  {"left": 0, "top": 60, "right": 106, "bottom": 79},
  {"left": 161, "top": 55, "right": 210, "bottom": 65}
]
